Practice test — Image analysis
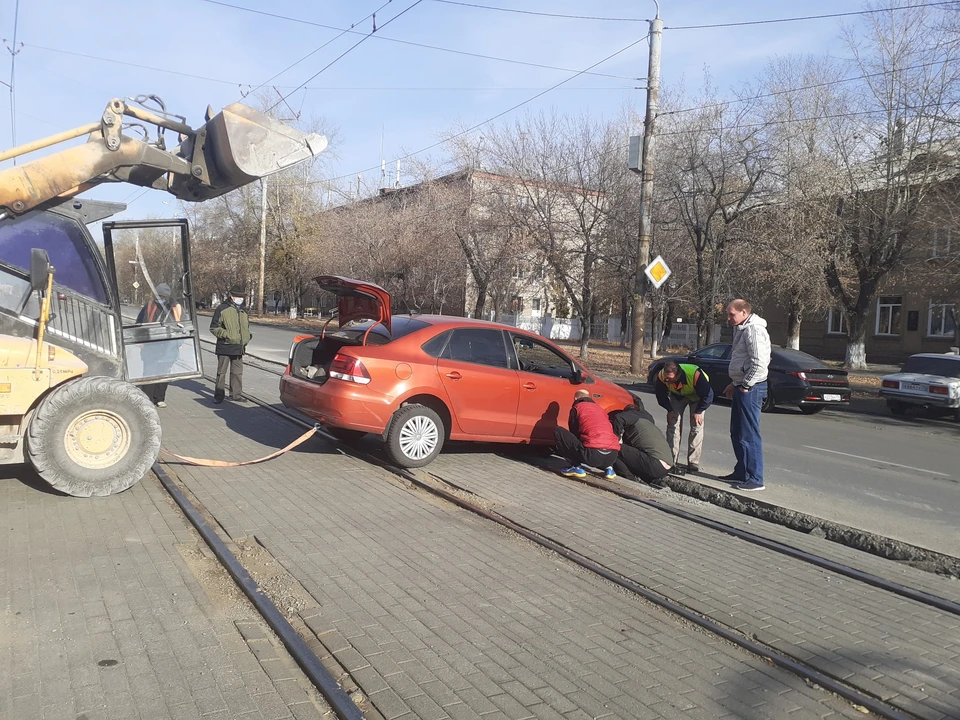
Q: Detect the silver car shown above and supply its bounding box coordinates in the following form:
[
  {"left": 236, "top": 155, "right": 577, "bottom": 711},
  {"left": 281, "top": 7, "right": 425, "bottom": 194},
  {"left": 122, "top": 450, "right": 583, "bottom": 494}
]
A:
[{"left": 879, "top": 353, "right": 960, "bottom": 420}]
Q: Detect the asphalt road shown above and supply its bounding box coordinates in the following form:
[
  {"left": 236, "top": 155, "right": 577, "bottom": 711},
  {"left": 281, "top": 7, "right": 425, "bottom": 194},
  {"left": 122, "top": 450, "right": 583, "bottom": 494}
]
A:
[{"left": 155, "top": 314, "right": 960, "bottom": 557}]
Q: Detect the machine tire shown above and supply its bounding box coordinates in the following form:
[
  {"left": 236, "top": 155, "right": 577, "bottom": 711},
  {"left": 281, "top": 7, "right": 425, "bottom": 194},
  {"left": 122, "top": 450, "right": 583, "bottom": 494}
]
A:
[
  {"left": 25, "top": 376, "right": 161, "bottom": 497},
  {"left": 385, "top": 404, "right": 444, "bottom": 468}
]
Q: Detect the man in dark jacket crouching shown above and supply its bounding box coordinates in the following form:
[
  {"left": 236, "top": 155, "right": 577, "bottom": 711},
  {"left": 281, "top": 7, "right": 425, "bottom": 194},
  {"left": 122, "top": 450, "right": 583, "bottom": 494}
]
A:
[
  {"left": 210, "top": 284, "right": 252, "bottom": 403},
  {"left": 610, "top": 398, "right": 673, "bottom": 487}
]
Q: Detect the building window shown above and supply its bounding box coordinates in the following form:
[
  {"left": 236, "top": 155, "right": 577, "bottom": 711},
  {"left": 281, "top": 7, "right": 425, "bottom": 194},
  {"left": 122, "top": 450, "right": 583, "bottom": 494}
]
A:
[
  {"left": 876, "top": 296, "right": 902, "bottom": 336},
  {"left": 827, "top": 308, "right": 847, "bottom": 335},
  {"left": 531, "top": 298, "right": 541, "bottom": 315},
  {"left": 928, "top": 302, "right": 957, "bottom": 337},
  {"left": 510, "top": 295, "right": 523, "bottom": 312},
  {"left": 511, "top": 264, "right": 525, "bottom": 280},
  {"left": 931, "top": 229, "right": 953, "bottom": 258}
]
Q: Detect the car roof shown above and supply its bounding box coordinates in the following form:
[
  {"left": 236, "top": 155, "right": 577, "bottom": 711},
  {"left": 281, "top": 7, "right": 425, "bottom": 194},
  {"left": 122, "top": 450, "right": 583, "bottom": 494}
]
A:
[{"left": 908, "top": 353, "right": 960, "bottom": 360}]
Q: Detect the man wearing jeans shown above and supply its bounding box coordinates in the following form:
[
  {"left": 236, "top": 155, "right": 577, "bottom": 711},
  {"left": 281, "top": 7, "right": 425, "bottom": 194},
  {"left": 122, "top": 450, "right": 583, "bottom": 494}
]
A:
[{"left": 720, "top": 299, "right": 771, "bottom": 491}]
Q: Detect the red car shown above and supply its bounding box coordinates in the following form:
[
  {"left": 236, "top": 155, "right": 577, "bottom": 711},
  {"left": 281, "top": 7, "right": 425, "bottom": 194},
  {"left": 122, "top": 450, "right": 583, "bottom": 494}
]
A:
[{"left": 280, "top": 276, "right": 634, "bottom": 467}]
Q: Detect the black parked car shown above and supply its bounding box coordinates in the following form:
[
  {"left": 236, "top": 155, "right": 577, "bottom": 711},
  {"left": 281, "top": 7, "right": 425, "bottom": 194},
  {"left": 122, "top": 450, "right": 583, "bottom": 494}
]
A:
[{"left": 647, "top": 343, "right": 851, "bottom": 414}]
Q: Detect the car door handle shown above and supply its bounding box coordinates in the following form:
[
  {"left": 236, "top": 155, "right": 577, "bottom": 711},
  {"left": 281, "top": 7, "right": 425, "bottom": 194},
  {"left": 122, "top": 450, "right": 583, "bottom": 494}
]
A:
[
  {"left": 522, "top": 382, "right": 537, "bottom": 390},
  {"left": 445, "top": 371, "right": 462, "bottom": 380}
]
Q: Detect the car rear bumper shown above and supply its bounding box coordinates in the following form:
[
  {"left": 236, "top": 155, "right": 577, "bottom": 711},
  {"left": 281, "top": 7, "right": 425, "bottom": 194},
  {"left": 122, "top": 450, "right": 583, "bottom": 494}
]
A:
[
  {"left": 777, "top": 385, "right": 851, "bottom": 405},
  {"left": 279, "top": 373, "right": 394, "bottom": 433},
  {"left": 879, "top": 389, "right": 958, "bottom": 408}
]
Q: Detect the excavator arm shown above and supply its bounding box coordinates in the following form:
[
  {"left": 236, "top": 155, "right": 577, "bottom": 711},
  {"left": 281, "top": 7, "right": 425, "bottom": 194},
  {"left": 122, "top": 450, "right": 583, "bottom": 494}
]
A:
[{"left": 0, "top": 96, "right": 327, "bottom": 217}]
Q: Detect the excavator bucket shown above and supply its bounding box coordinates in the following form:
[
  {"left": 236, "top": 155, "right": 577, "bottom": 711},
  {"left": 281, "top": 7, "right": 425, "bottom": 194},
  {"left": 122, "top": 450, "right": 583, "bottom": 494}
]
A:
[{"left": 170, "top": 103, "right": 327, "bottom": 201}]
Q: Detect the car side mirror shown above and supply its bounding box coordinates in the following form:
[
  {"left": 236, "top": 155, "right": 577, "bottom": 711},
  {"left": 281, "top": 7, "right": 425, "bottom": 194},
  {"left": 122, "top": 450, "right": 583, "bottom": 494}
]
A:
[
  {"left": 572, "top": 369, "right": 584, "bottom": 384},
  {"left": 30, "top": 248, "right": 52, "bottom": 292}
]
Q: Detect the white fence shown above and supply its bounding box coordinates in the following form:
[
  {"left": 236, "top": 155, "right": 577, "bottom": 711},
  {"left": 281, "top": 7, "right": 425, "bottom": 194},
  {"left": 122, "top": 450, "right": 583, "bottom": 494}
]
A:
[{"left": 493, "top": 313, "right": 699, "bottom": 350}]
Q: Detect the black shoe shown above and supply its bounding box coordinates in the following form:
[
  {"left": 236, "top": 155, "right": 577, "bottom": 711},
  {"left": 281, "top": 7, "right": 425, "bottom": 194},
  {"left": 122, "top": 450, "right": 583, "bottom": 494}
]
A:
[
  {"left": 669, "top": 465, "right": 685, "bottom": 476},
  {"left": 213, "top": 395, "right": 224, "bottom": 405},
  {"left": 718, "top": 472, "right": 744, "bottom": 482},
  {"left": 687, "top": 464, "right": 699, "bottom": 473}
]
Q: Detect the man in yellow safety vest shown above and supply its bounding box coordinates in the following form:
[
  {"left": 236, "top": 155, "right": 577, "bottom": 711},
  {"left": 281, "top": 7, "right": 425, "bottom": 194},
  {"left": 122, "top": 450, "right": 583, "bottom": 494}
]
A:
[{"left": 654, "top": 360, "right": 714, "bottom": 474}]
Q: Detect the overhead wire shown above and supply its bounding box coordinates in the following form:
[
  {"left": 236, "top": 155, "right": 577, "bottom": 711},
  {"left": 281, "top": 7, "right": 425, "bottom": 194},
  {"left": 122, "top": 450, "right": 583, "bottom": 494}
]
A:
[
  {"left": 427, "top": 0, "right": 647, "bottom": 22},
  {"left": 200, "top": 0, "right": 640, "bottom": 81},
  {"left": 267, "top": 0, "right": 426, "bottom": 112}
]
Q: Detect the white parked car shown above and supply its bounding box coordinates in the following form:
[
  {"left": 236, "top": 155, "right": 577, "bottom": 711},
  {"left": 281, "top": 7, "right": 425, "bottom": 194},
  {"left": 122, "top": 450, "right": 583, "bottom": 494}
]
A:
[{"left": 879, "top": 353, "right": 960, "bottom": 421}]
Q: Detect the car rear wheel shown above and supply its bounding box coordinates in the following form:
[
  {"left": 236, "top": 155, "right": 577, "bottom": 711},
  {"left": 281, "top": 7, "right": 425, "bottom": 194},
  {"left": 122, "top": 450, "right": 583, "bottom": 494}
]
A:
[
  {"left": 799, "top": 404, "right": 824, "bottom": 415},
  {"left": 761, "top": 393, "right": 775, "bottom": 413},
  {"left": 887, "top": 400, "right": 908, "bottom": 416},
  {"left": 385, "top": 404, "right": 444, "bottom": 467}
]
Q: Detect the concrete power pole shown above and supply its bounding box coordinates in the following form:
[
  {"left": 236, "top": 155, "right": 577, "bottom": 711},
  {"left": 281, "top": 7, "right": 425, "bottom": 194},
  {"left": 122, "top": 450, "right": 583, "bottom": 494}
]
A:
[
  {"left": 629, "top": 12, "right": 663, "bottom": 374},
  {"left": 257, "top": 177, "right": 268, "bottom": 315}
]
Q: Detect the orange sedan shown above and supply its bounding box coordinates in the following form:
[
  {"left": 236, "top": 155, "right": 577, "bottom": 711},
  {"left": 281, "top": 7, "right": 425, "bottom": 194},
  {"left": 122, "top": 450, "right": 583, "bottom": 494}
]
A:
[{"left": 280, "top": 276, "right": 634, "bottom": 467}]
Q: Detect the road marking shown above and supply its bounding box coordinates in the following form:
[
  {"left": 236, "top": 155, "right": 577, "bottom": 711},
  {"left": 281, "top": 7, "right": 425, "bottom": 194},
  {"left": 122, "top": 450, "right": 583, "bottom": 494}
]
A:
[{"left": 803, "top": 446, "right": 950, "bottom": 477}]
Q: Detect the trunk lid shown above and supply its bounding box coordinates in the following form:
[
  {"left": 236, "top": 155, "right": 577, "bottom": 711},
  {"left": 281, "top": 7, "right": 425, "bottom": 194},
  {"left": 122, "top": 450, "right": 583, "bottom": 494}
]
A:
[{"left": 314, "top": 275, "right": 391, "bottom": 334}]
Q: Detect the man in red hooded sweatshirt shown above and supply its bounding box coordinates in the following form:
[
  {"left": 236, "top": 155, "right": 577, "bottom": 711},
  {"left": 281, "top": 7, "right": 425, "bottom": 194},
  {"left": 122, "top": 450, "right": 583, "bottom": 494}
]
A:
[{"left": 553, "top": 389, "right": 621, "bottom": 479}]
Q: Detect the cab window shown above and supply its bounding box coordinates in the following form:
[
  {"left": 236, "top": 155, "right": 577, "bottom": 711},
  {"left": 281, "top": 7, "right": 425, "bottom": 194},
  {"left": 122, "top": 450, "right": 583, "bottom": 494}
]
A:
[{"left": 0, "top": 213, "right": 108, "bottom": 304}]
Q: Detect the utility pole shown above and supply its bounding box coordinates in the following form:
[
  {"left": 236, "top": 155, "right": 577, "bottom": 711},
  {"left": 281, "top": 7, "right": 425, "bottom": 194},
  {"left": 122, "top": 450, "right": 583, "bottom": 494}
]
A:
[
  {"left": 629, "top": 10, "right": 663, "bottom": 374},
  {"left": 257, "top": 177, "right": 267, "bottom": 315}
]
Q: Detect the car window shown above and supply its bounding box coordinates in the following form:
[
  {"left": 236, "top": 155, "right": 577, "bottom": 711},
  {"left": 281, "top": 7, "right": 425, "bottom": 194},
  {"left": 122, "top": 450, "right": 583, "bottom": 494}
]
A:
[
  {"left": 694, "top": 344, "right": 730, "bottom": 360},
  {"left": 440, "top": 328, "right": 510, "bottom": 369},
  {"left": 421, "top": 330, "right": 450, "bottom": 358},
  {"left": 774, "top": 347, "right": 824, "bottom": 368},
  {"left": 511, "top": 334, "right": 576, "bottom": 379},
  {"left": 901, "top": 356, "right": 960, "bottom": 377}
]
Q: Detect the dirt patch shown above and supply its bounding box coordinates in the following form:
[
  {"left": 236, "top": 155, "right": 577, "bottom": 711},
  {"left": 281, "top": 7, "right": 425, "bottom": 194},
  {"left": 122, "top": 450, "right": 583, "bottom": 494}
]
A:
[
  {"left": 176, "top": 543, "right": 257, "bottom": 616},
  {"left": 664, "top": 476, "right": 960, "bottom": 579},
  {"left": 233, "top": 537, "right": 319, "bottom": 618}
]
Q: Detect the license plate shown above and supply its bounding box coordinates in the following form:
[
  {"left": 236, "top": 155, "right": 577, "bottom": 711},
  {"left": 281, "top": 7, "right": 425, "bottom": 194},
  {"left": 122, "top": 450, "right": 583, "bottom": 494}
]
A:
[
  {"left": 823, "top": 394, "right": 842, "bottom": 401},
  {"left": 901, "top": 382, "right": 927, "bottom": 392}
]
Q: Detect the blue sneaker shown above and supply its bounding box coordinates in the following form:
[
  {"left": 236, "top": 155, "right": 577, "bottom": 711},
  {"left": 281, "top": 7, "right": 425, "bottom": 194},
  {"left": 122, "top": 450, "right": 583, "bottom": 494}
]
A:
[
  {"left": 604, "top": 467, "right": 617, "bottom": 480},
  {"left": 560, "top": 466, "right": 587, "bottom": 478},
  {"left": 735, "top": 482, "right": 765, "bottom": 492}
]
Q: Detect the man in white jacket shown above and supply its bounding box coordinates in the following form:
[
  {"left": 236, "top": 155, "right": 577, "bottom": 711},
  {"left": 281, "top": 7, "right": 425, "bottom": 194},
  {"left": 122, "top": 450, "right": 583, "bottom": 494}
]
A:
[{"left": 720, "top": 299, "right": 771, "bottom": 491}]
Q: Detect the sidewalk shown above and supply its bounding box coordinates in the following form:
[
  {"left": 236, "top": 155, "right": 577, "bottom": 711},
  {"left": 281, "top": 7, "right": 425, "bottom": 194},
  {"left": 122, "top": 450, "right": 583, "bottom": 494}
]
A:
[
  {"left": 0, "top": 466, "right": 331, "bottom": 719},
  {"left": 150, "top": 378, "right": 952, "bottom": 719}
]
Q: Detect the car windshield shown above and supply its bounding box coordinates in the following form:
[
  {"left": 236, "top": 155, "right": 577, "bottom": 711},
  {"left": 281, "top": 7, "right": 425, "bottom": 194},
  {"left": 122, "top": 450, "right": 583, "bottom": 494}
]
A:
[
  {"left": 901, "top": 356, "right": 960, "bottom": 378},
  {"left": 328, "top": 316, "right": 430, "bottom": 345}
]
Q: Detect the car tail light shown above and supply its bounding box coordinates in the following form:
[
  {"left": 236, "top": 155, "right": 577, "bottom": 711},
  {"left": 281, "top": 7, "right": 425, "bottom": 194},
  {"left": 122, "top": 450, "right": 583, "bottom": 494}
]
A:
[
  {"left": 329, "top": 353, "right": 371, "bottom": 384},
  {"left": 930, "top": 385, "right": 948, "bottom": 395},
  {"left": 882, "top": 379, "right": 899, "bottom": 389},
  {"left": 787, "top": 371, "right": 807, "bottom": 379}
]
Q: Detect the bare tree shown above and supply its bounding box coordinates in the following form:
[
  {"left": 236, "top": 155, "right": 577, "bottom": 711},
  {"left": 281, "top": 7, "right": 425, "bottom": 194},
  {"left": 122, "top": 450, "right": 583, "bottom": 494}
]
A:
[{"left": 822, "top": 0, "right": 960, "bottom": 367}]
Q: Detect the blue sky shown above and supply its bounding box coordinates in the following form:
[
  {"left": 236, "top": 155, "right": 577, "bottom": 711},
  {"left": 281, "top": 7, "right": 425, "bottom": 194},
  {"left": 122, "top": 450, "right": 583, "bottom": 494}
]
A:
[{"left": 0, "top": 0, "right": 863, "bottom": 221}]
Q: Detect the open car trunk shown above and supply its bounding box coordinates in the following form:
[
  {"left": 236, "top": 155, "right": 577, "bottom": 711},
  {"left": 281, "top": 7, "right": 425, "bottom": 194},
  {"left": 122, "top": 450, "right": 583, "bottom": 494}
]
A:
[{"left": 289, "top": 275, "right": 392, "bottom": 384}]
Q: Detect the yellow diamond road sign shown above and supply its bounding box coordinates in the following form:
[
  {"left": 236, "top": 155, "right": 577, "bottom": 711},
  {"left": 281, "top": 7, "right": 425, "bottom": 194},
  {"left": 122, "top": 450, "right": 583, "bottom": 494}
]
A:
[
  {"left": 644, "top": 255, "right": 671, "bottom": 289},
  {"left": 132, "top": 281, "right": 140, "bottom": 289}
]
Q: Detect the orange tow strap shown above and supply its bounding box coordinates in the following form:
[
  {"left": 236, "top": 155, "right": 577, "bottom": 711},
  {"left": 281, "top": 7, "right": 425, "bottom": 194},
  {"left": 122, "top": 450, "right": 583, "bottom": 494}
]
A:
[{"left": 159, "top": 425, "right": 321, "bottom": 467}]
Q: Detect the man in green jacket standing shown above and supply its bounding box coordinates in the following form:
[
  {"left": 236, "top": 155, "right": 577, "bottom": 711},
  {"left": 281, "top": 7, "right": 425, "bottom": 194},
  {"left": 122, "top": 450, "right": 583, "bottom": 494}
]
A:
[{"left": 210, "top": 284, "right": 252, "bottom": 404}]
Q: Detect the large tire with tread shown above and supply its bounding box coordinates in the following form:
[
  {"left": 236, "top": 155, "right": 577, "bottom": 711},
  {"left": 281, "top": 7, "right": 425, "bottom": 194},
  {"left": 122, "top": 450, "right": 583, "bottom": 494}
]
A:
[
  {"left": 799, "top": 404, "right": 825, "bottom": 415},
  {"left": 26, "top": 376, "right": 161, "bottom": 497},
  {"left": 385, "top": 404, "right": 444, "bottom": 468}
]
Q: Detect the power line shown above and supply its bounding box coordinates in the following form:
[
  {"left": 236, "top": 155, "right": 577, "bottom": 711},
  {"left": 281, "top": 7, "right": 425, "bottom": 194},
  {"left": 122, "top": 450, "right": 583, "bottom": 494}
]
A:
[
  {"left": 268, "top": 0, "right": 426, "bottom": 112},
  {"left": 5, "top": 0, "right": 22, "bottom": 154},
  {"left": 428, "top": 0, "right": 646, "bottom": 22},
  {"left": 667, "top": 1, "right": 960, "bottom": 30},
  {"left": 243, "top": 0, "right": 393, "bottom": 101},
  {"left": 323, "top": 34, "right": 648, "bottom": 185},
  {"left": 200, "top": 0, "right": 639, "bottom": 81}
]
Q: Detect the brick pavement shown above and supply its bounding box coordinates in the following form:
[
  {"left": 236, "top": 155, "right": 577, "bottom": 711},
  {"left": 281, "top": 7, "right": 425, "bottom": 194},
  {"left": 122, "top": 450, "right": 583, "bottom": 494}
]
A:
[
  {"left": 159, "top": 370, "right": 874, "bottom": 720},
  {"left": 0, "top": 463, "right": 332, "bottom": 720},
  {"left": 427, "top": 451, "right": 960, "bottom": 720}
]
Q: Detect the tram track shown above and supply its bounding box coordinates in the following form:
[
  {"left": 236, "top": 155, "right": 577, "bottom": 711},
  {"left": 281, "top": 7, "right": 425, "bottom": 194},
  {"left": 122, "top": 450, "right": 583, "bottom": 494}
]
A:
[{"left": 172, "top": 345, "right": 960, "bottom": 720}]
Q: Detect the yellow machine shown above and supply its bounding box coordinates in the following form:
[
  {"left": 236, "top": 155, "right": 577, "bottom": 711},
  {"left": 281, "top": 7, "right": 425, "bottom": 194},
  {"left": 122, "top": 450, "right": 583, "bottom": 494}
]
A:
[{"left": 0, "top": 95, "right": 326, "bottom": 496}]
